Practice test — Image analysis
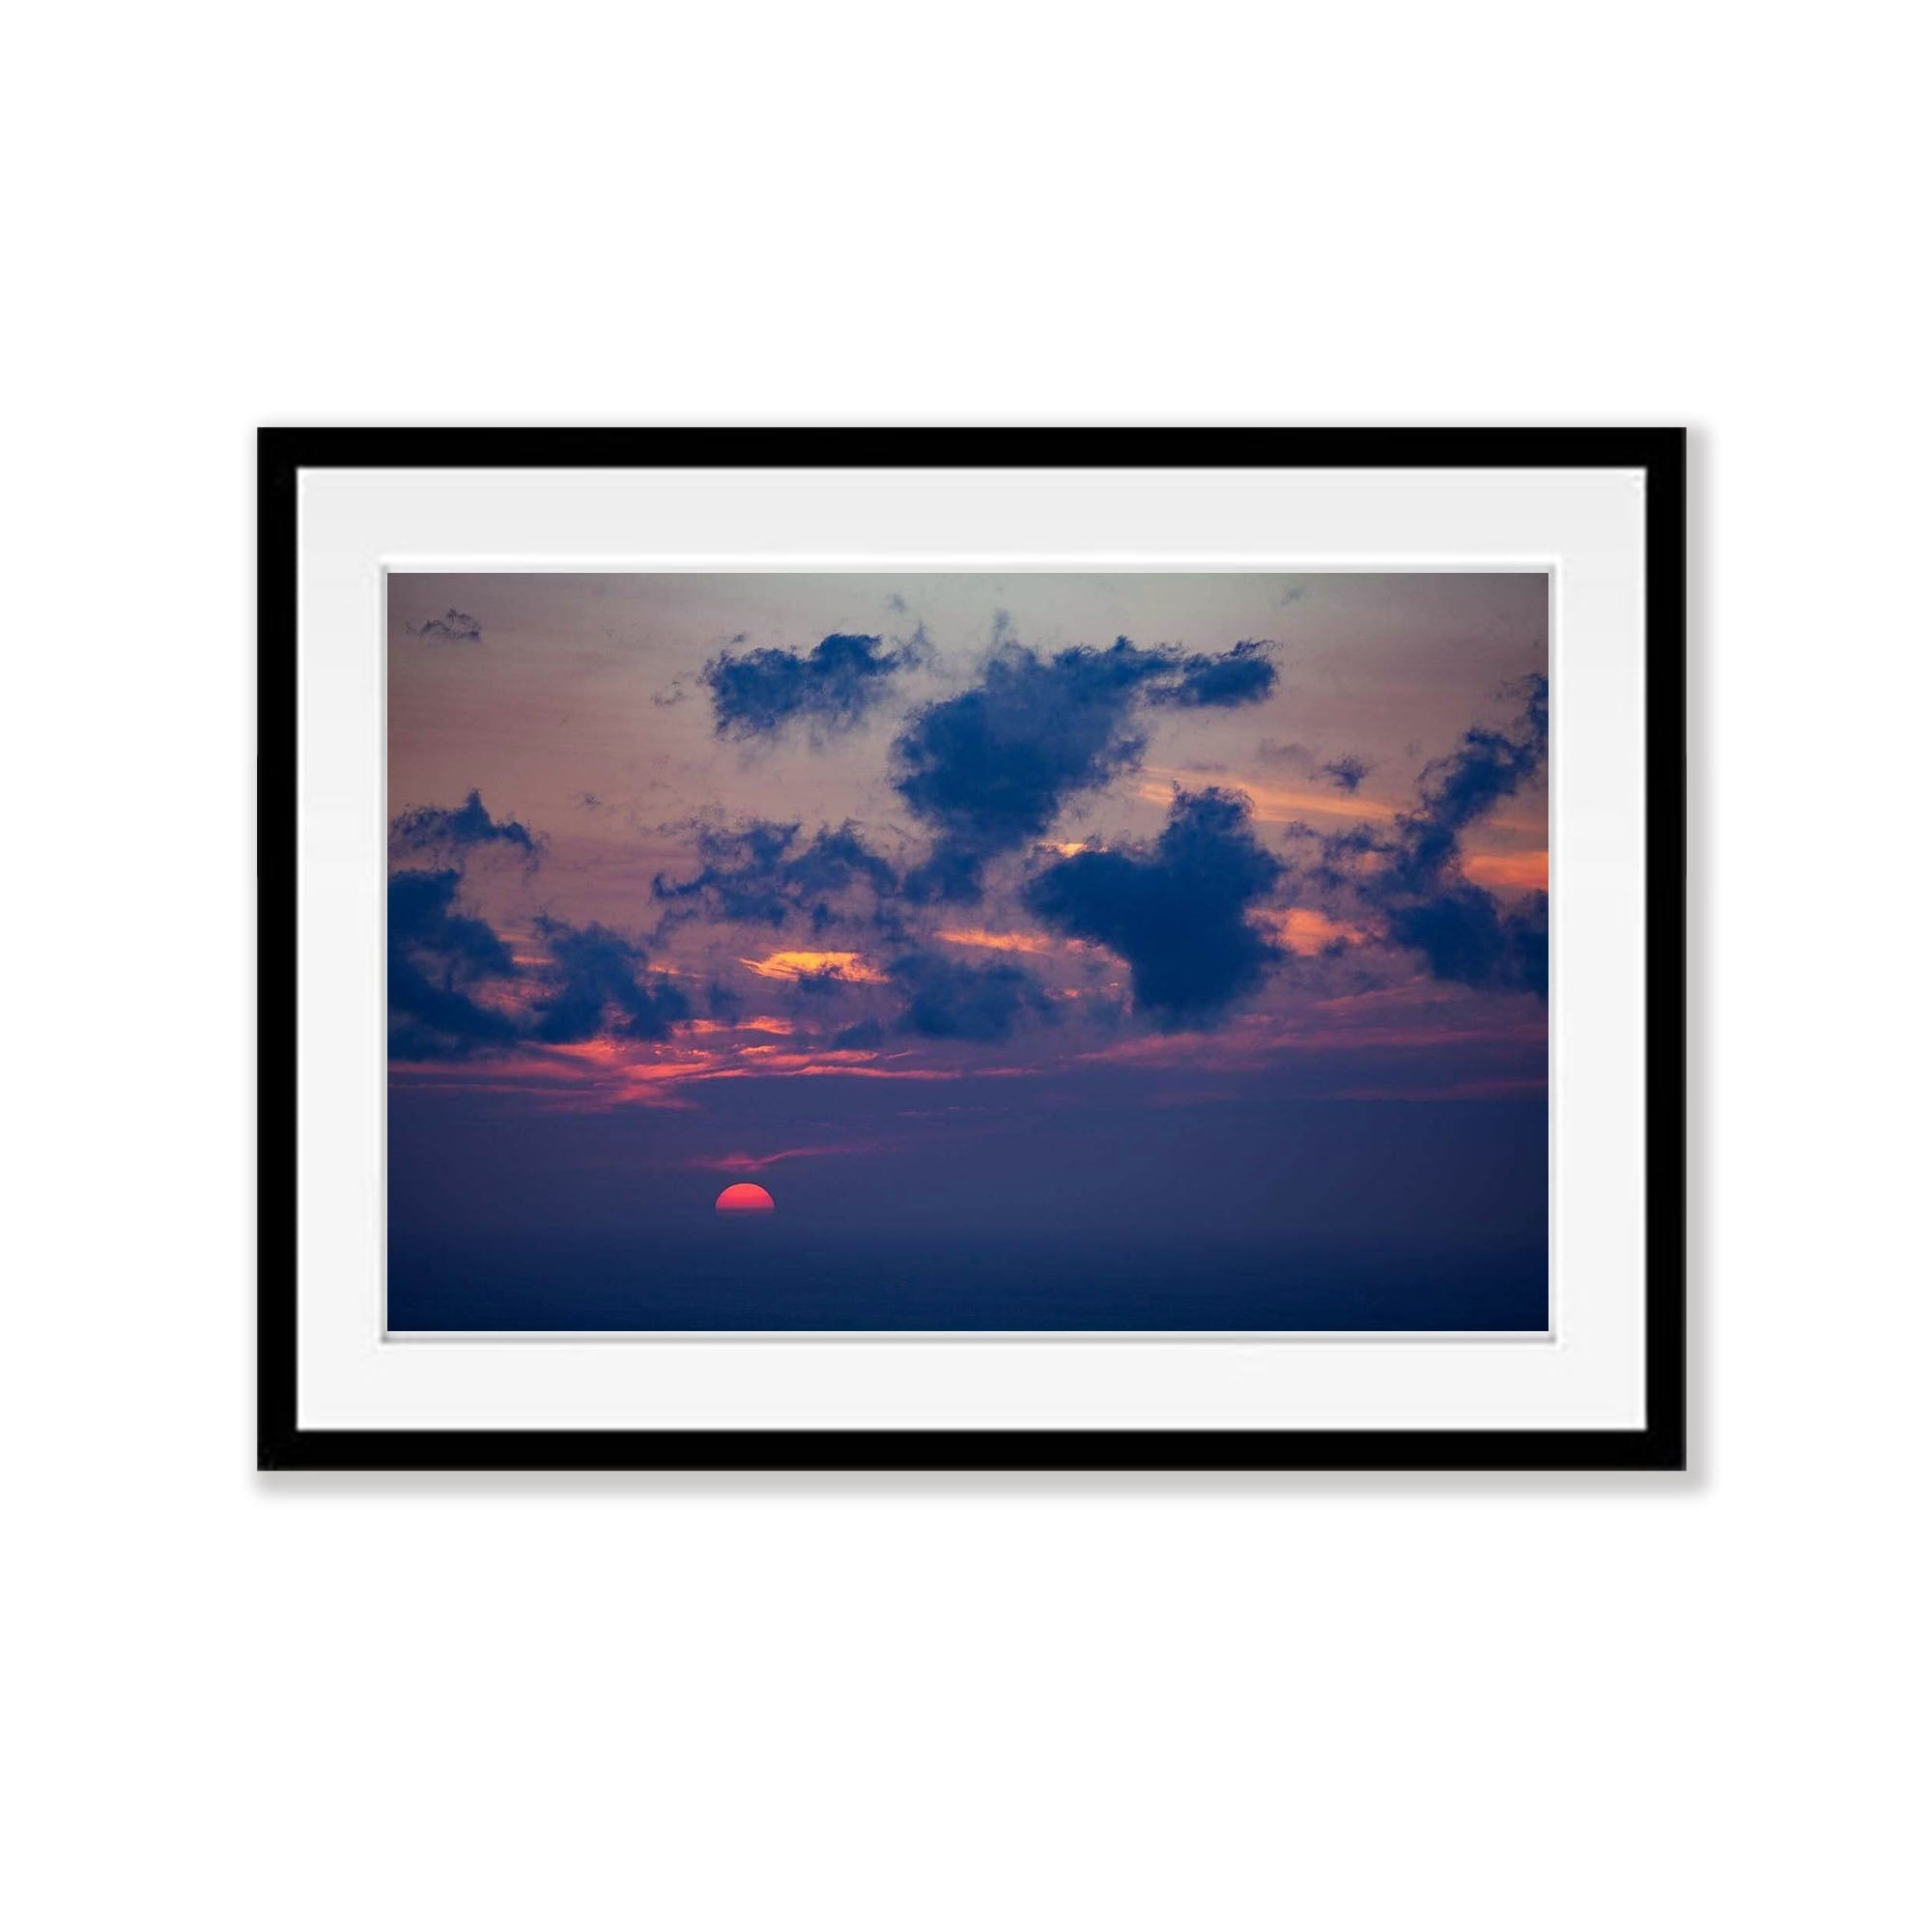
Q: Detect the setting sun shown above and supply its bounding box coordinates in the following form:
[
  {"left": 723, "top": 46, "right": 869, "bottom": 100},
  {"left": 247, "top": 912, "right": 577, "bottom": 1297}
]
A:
[{"left": 715, "top": 1182, "right": 776, "bottom": 1214}]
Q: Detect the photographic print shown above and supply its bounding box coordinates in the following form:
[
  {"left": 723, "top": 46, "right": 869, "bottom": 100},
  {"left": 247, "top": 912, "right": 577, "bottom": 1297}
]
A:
[{"left": 386, "top": 569, "right": 1550, "bottom": 1333}]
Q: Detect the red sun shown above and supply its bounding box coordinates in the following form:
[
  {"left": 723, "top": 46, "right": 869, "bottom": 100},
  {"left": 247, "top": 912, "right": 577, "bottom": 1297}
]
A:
[{"left": 715, "top": 1182, "right": 776, "bottom": 1214}]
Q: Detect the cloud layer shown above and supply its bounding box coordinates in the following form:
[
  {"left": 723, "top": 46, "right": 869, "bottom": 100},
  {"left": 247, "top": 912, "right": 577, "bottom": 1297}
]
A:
[{"left": 385, "top": 635, "right": 1548, "bottom": 1072}]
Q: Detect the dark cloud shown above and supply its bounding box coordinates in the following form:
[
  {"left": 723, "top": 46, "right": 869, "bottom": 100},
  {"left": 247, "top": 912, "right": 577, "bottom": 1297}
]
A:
[
  {"left": 1388, "top": 888, "right": 1548, "bottom": 1001},
  {"left": 387, "top": 868, "right": 519, "bottom": 1060},
  {"left": 703, "top": 631, "right": 923, "bottom": 739},
  {"left": 388, "top": 870, "right": 690, "bottom": 1059},
  {"left": 406, "top": 608, "right": 482, "bottom": 644},
  {"left": 1145, "top": 639, "right": 1278, "bottom": 708},
  {"left": 1383, "top": 673, "right": 1547, "bottom": 898},
  {"left": 1287, "top": 676, "right": 1548, "bottom": 998},
  {"left": 890, "top": 951, "right": 1055, "bottom": 1042},
  {"left": 653, "top": 819, "right": 899, "bottom": 932},
  {"left": 390, "top": 790, "right": 539, "bottom": 863},
  {"left": 1258, "top": 741, "right": 1371, "bottom": 792},
  {"left": 1023, "top": 787, "right": 1285, "bottom": 1029},
  {"left": 704, "top": 978, "right": 745, "bottom": 1023},
  {"left": 527, "top": 920, "right": 690, "bottom": 1044},
  {"left": 1406, "top": 674, "right": 1546, "bottom": 856},
  {"left": 1512, "top": 895, "right": 1549, "bottom": 1000},
  {"left": 894, "top": 637, "right": 1277, "bottom": 902}
]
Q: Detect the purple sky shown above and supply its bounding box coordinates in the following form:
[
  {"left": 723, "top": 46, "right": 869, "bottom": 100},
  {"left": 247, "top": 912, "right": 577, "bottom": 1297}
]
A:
[{"left": 386, "top": 571, "right": 1548, "bottom": 1329}]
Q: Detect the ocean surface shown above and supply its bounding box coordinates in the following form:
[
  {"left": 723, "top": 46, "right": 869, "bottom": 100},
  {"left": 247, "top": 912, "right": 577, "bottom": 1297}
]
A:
[{"left": 387, "top": 1226, "right": 1548, "bottom": 1331}]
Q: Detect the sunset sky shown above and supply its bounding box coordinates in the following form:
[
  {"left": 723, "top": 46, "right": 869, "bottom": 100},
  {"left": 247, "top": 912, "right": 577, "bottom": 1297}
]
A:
[{"left": 387, "top": 572, "right": 1549, "bottom": 1330}]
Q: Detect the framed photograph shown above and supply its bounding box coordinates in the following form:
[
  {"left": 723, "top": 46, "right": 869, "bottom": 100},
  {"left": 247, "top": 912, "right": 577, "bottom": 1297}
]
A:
[{"left": 260, "top": 428, "right": 1685, "bottom": 1471}]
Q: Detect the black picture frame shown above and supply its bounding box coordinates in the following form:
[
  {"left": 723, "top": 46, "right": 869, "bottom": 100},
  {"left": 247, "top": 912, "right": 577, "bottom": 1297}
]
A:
[{"left": 259, "top": 427, "right": 1686, "bottom": 1473}]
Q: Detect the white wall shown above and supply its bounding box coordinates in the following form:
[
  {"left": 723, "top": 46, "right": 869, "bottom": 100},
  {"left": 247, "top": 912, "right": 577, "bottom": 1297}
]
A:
[{"left": 8, "top": 5, "right": 1925, "bottom": 1927}]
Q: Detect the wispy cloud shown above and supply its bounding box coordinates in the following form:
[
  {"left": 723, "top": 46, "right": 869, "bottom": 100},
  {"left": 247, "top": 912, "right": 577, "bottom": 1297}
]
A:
[
  {"left": 933, "top": 928, "right": 1058, "bottom": 954},
  {"left": 682, "top": 1142, "right": 884, "bottom": 1174},
  {"left": 405, "top": 608, "right": 482, "bottom": 644},
  {"left": 1138, "top": 767, "right": 1398, "bottom": 826}
]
